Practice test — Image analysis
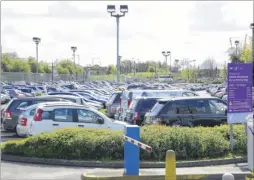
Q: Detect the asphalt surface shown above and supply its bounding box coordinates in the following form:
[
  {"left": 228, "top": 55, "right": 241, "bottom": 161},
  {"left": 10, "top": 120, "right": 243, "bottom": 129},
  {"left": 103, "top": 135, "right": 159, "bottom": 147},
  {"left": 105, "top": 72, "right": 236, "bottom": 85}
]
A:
[{"left": 0, "top": 161, "right": 249, "bottom": 180}]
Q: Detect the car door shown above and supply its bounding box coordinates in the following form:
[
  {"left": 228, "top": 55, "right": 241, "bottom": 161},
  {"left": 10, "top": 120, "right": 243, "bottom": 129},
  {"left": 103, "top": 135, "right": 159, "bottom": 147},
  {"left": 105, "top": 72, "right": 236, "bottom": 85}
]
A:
[
  {"left": 76, "top": 108, "right": 106, "bottom": 129},
  {"left": 52, "top": 108, "right": 76, "bottom": 130},
  {"left": 187, "top": 99, "right": 213, "bottom": 126},
  {"left": 159, "top": 102, "right": 179, "bottom": 125},
  {"left": 174, "top": 100, "right": 194, "bottom": 126}
]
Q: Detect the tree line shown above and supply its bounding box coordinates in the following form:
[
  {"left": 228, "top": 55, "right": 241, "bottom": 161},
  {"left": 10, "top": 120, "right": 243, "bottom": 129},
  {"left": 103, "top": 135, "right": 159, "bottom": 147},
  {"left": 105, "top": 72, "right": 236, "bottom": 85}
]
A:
[{"left": 1, "top": 37, "right": 252, "bottom": 81}]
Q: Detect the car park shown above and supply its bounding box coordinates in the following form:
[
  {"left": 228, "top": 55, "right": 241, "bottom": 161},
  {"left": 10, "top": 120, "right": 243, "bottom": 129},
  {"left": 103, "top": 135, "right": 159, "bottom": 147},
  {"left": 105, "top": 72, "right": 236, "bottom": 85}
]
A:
[{"left": 145, "top": 96, "right": 227, "bottom": 127}]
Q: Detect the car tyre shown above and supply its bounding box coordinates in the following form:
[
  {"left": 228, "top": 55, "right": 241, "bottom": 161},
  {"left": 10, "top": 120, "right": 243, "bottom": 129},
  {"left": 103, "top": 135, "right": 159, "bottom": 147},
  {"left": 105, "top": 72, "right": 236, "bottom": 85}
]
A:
[
  {"left": 15, "top": 126, "right": 20, "bottom": 137},
  {"left": 172, "top": 121, "right": 181, "bottom": 127}
]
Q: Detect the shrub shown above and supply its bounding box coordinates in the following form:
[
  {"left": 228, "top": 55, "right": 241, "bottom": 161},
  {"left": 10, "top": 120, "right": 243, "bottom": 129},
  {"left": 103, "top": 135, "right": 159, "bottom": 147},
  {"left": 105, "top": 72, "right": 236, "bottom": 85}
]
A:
[
  {"left": 1, "top": 125, "right": 247, "bottom": 161},
  {"left": 35, "top": 92, "right": 42, "bottom": 96}
]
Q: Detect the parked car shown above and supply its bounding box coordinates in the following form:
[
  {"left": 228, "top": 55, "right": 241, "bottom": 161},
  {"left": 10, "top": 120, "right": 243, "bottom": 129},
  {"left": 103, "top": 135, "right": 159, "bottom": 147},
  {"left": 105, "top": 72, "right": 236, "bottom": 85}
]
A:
[
  {"left": 16, "top": 102, "right": 69, "bottom": 137},
  {"left": 1, "top": 93, "right": 11, "bottom": 104},
  {"left": 2, "top": 96, "right": 67, "bottom": 132},
  {"left": 126, "top": 97, "right": 162, "bottom": 126},
  {"left": 22, "top": 102, "right": 129, "bottom": 136},
  {"left": 222, "top": 95, "right": 227, "bottom": 103},
  {"left": 145, "top": 97, "right": 227, "bottom": 127},
  {"left": 106, "top": 91, "right": 122, "bottom": 118}
]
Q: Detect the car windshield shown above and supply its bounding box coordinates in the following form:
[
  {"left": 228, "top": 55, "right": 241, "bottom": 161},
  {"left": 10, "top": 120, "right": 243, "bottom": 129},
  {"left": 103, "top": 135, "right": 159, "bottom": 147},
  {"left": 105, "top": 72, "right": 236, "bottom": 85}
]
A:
[{"left": 209, "top": 99, "right": 227, "bottom": 114}]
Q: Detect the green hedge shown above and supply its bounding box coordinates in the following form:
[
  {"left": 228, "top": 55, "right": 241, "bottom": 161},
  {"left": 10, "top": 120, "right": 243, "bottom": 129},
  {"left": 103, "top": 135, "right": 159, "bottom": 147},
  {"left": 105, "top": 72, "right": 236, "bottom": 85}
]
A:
[{"left": 1, "top": 125, "right": 247, "bottom": 161}]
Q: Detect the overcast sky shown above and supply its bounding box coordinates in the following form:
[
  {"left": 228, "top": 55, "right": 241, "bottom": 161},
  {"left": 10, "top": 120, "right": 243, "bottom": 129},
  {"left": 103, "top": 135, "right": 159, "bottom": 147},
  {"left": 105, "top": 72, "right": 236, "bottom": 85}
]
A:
[{"left": 1, "top": 1, "right": 253, "bottom": 67}]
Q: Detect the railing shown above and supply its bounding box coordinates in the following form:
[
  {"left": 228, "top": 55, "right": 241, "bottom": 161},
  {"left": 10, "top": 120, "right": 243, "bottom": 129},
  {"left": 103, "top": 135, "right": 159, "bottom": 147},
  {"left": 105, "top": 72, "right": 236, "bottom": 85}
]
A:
[{"left": 0, "top": 72, "right": 154, "bottom": 82}]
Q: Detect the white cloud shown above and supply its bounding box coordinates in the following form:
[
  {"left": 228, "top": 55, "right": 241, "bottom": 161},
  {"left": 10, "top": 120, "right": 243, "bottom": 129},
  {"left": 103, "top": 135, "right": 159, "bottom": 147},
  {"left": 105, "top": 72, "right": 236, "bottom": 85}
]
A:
[{"left": 1, "top": 1, "right": 253, "bottom": 67}]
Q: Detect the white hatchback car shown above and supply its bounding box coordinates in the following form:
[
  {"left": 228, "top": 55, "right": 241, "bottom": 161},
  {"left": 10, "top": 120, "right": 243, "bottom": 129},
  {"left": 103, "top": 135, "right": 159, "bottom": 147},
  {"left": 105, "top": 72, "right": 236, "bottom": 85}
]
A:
[{"left": 17, "top": 101, "right": 128, "bottom": 136}]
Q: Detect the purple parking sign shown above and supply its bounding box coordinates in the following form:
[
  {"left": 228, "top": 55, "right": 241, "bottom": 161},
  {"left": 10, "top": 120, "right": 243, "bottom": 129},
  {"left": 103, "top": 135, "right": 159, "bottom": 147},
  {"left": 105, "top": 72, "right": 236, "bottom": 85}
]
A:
[{"left": 227, "top": 63, "right": 253, "bottom": 113}]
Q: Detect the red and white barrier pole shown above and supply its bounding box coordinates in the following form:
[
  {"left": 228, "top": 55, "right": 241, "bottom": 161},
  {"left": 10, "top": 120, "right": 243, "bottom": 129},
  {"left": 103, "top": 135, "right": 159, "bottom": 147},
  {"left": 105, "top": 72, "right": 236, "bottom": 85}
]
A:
[{"left": 123, "top": 135, "right": 152, "bottom": 152}]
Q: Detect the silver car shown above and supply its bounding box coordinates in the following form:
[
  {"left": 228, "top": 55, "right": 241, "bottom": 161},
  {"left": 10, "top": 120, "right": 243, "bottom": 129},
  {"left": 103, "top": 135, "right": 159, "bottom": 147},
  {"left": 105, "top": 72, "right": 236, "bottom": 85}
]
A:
[{"left": 106, "top": 92, "right": 122, "bottom": 118}]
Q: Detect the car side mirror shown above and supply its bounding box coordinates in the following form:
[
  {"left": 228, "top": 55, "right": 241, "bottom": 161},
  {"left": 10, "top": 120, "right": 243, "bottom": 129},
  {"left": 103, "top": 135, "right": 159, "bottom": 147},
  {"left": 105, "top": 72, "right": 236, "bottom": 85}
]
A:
[
  {"left": 225, "top": 109, "right": 227, "bottom": 115},
  {"left": 97, "top": 117, "right": 104, "bottom": 124}
]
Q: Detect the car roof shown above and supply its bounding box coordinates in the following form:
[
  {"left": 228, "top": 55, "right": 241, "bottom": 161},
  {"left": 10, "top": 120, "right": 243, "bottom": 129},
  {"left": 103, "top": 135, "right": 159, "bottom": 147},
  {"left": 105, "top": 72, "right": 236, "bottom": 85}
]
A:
[
  {"left": 133, "top": 97, "right": 164, "bottom": 100},
  {"left": 42, "top": 95, "right": 81, "bottom": 99},
  {"left": 13, "top": 96, "right": 63, "bottom": 100},
  {"left": 38, "top": 101, "right": 80, "bottom": 108},
  {"left": 158, "top": 96, "right": 220, "bottom": 102}
]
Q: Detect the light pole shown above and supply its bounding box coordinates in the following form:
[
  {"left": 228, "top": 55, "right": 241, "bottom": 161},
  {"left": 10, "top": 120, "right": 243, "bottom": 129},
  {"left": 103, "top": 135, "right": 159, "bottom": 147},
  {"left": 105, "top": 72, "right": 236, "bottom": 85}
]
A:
[
  {"left": 162, "top": 51, "right": 171, "bottom": 75},
  {"left": 187, "top": 59, "right": 196, "bottom": 82},
  {"left": 174, "top": 59, "right": 179, "bottom": 73},
  {"left": 107, "top": 5, "right": 128, "bottom": 83},
  {"left": 77, "top": 55, "right": 80, "bottom": 66},
  {"left": 71, "top": 46, "right": 77, "bottom": 81},
  {"left": 235, "top": 40, "right": 240, "bottom": 62},
  {"left": 32, "top": 37, "right": 41, "bottom": 74}
]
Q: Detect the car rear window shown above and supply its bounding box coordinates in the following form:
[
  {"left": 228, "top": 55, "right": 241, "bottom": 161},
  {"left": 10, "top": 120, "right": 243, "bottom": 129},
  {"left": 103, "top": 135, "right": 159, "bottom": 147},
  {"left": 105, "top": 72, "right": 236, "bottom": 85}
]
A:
[
  {"left": 8, "top": 100, "right": 32, "bottom": 112},
  {"left": 151, "top": 101, "right": 167, "bottom": 115},
  {"left": 108, "top": 93, "right": 117, "bottom": 104},
  {"left": 129, "top": 99, "right": 138, "bottom": 110},
  {"left": 135, "top": 99, "right": 158, "bottom": 112}
]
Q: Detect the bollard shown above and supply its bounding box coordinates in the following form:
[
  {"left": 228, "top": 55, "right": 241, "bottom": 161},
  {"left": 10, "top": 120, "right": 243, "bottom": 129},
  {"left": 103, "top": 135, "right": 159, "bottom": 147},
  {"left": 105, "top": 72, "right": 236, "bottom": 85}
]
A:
[
  {"left": 165, "top": 150, "right": 176, "bottom": 180},
  {"left": 222, "top": 173, "right": 235, "bottom": 180}
]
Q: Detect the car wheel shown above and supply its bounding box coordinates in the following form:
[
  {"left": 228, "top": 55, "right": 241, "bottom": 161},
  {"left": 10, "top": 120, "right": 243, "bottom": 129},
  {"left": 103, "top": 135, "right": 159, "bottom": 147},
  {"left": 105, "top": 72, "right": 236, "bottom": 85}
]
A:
[
  {"left": 15, "top": 126, "right": 20, "bottom": 137},
  {"left": 172, "top": 121, "right": 181, "bottom": 127}
]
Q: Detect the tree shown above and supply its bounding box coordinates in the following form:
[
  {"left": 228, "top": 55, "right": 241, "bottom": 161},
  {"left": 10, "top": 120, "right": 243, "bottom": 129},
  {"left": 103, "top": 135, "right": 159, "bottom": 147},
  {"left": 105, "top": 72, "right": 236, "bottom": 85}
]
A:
[
  {"left": 2, "top": 53, "right": 13, "bottom": 72},
  {"left": 28, "top": 57, "right": 37, "bottom": 73},
  {"left": 240, "top": 38, "right": 252, "bottom": 63},
  {"left": 11, "top": 59, "right": 30, "bottom": 72},
  {"left": 106, "top": 65, "right": 116, "bottom": 75},
  {"left": 148, "top": 66, "right": 155, "bottom": 72},
  {"left": 220, "top": 62, "right": 227, "bottom": 80},
  {"left": 201, "top": 57, "right": 217, "bottom": 79}
]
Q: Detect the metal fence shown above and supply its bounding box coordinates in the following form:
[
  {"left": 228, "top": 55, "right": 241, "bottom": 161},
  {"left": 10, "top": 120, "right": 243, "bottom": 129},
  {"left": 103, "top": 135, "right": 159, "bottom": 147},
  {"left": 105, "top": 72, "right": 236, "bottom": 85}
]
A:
[
  {"left": 0, "top": 72, "right": 156, "bottom": 83},
  {"left": 1, "top": 72, "right": 85, "bottom": 83}
]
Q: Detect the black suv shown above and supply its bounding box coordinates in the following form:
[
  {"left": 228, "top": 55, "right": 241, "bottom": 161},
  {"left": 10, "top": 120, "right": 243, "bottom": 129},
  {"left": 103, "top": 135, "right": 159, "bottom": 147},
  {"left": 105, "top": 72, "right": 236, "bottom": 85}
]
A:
[
  {"left": 126, "top": 97, "right": 162, "bottom": 126},
  {"left": 144, "top": 97, "right": 227, "bottom": 127},
  {"left": 2, "top": 96, "right": 67, "bottom": 132}
]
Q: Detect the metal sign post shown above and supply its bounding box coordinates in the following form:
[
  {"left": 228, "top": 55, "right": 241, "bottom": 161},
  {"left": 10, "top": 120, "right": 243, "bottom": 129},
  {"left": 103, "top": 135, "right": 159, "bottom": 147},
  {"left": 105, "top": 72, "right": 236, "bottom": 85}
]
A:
[{"left": 227, "top": 63, "right": 253, "bottom": 151}]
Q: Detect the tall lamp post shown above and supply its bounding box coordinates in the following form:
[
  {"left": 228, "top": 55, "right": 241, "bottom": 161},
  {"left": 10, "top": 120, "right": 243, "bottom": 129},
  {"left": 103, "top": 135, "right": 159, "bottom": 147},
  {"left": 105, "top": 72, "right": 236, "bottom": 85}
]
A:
[
  {"left": 162, "top": 51, "right": 170, "bottom": 75},
  {"left": 187, "top": 59, "right": 196, "bottom": 82},
  {"left": 32, "top": 37, "right": 41, "bottom": 75},
  {"left": 235, "top": 40, "right": 240, "bottom": 62},
  {"left": 107, "top": 5, "right": 128, "bottom": 83},
  {"left": 71, "top": 46, "right": 77, "bottom": 81}
]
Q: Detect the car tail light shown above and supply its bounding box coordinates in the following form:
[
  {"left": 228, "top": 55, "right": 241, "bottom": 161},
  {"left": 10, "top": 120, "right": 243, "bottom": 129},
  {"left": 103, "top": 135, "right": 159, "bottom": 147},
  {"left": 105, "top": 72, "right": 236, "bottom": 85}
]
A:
[
  {"left": 34, "top": 109, "right": 43, "bottom": 121},
  {"left": 127, "top": 99, "right": 131, "bottom": 108},
  {"left": 21, "top": 117, "right": 27, "bottom": 126},
  {"left": 4, "top": 110, "right": 12, "bottom": 119},
  {"left": 133, "top": 112, "right": 140, "bottom": 121}
]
